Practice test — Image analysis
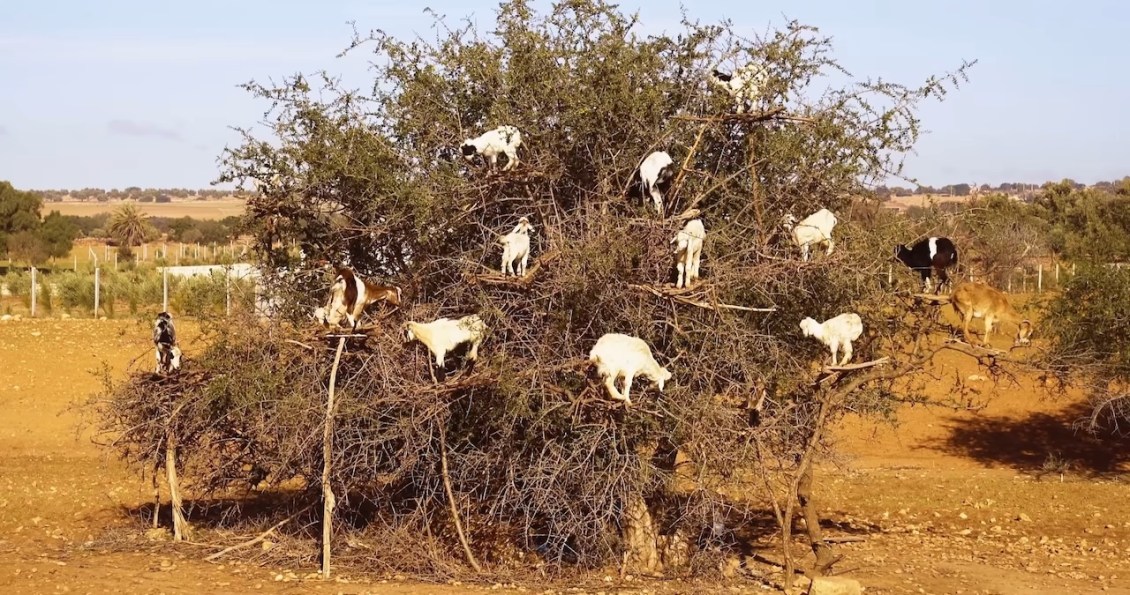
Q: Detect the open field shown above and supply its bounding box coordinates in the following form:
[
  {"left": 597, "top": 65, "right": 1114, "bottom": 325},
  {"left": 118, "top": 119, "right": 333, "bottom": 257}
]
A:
[
  {"left": 43, "top": 199, "right": 247, "bottom": 220},
  {"left": 1, "top": 302, "right": 1128, "bottom": 594}
]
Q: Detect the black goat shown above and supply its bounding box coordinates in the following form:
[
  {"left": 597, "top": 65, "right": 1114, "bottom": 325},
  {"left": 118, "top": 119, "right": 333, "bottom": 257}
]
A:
[{"left": 894, "top": 237, "right": 959, "bottom": 294}]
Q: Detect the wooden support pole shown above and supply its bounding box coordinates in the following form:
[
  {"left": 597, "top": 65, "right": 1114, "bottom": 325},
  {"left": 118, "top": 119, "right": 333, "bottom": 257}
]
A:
[
  {"left": 321, "top": 337, "right": 346, "bottom": 579},
  {"left": 29, "top": 267, "right": 36, "bottom": 317}
]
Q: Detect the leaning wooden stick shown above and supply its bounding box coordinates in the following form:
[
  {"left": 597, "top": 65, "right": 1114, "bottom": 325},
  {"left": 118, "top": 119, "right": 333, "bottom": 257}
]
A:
[{"left": 321, "top": 336, "right": 346, "bottom": 579}]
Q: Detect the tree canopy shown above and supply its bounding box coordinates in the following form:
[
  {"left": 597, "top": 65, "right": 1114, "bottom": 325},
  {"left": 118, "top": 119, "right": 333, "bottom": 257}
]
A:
[{"left": 107, "top": 0, "right": 983, "bottom": 580}]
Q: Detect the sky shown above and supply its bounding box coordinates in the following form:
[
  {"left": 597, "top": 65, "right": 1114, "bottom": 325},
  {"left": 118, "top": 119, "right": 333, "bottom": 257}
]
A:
[{"left": 1, "top": 0, "right": 1126, "bottom": 190}]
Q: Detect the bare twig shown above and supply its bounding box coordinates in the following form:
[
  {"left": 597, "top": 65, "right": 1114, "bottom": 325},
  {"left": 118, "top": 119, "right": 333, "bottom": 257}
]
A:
[{"left": 439, "top": 422, "right": 483, "bottom": 573}]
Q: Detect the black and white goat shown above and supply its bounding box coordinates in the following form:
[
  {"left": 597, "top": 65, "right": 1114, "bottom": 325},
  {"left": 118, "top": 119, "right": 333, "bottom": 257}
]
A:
[
  {"left": 153, "top": 311, "right": 182, "bottom": 375},
  {"left": 894, "top": 237, "right": 959, "bottom": 294},
  {"left": 635, "top": 151, "right": 676, "bottom": 215},
  {"left": 461, "top": 125, "right": 523, "bottom": 171},
  {"left": 708, "top": 63, "right": 768, "bottom": 114}
]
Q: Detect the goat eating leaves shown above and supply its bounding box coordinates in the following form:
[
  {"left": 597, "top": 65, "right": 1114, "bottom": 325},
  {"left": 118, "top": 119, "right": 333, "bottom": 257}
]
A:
[{"left": 587, "top": 333, "right": 673, "bottom": 405}]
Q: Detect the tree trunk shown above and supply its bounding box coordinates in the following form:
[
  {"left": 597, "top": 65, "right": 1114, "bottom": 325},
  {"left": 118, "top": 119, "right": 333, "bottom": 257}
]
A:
[
  {"left": 321, "top": 337, "right": 346, "bottom": 579},
  {"left": 623, "top": 494, "right": 660, "bottom": 574},
  {"left": 165, "top": 430, "right": 189, "bottom": 541},
  {"left": 797, "top": 460, "right": 838, "bottom": 575}
]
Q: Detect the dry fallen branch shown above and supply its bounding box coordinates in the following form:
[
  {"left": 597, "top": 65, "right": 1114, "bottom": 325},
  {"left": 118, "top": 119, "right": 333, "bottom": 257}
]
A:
[
  {"left": 205, "top": 505, "right": 314, "bottom": 562},
  {"left": 629, "top": 283, "right": 778, "bottom": 313}
]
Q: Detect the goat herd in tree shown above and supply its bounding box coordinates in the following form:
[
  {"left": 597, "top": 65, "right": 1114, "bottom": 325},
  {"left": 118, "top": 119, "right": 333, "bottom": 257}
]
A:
[{"left": 153, "top": 59, "right": 1034, "bottom": 406}]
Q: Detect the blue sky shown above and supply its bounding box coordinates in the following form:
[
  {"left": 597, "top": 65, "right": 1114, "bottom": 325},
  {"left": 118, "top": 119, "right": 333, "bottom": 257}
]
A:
[{"left": 1, "top": 0, "right": 1125, "bottom": 190}]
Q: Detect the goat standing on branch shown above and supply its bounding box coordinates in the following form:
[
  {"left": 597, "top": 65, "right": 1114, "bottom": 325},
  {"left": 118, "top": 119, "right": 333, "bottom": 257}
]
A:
[
  {"left": 498, "top": 216, "right": 535, "bottom": 277},
  {"left": 799, "top": 312, "right": 863, "bottom": 367},
  {"left": 403, "top": 314, "right": 489, "bottom": 372},
  {"left": 950, "top": 281, "right": 1032, "bottom": 348},
  {"left": 588, "top": 333, "right": 673, "bottom": 405},
  {"left": 782, "top": 208, "right": 838, "bottom": 262},
  {"left": 894, "top": 236, "right": 959, "bottom": 294},
  {"left": 318, "top": 267, "right": 402, "bottom": 331},
  {"left": 461, "top": 125, "right": 523, "bottom": 172},
  {"left": 671, "top": 218, "right": 705, "bottom": 289},
  {"left": 635, "top": 151, "right": 676, "bottom": 215},
  {"left": 708, "top": 62, "right": 769, "bottom": 114},
  {"left": 153, "top": 311, "right": 182, "bottom": 375}
]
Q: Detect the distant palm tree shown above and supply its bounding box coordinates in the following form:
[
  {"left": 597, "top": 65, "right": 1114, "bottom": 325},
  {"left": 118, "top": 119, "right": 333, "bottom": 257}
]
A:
[{"left": 108, "top": 204, "right": 153, "bottom": 256}]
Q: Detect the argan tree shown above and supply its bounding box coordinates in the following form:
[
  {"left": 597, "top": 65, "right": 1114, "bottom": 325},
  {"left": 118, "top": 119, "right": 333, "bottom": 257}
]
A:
[{"left": 101, "top": 0, "right": 991, "bottom": 583}]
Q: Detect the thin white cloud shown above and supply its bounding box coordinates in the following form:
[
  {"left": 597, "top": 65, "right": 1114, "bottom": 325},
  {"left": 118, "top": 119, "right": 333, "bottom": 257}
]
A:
[
  {"left": 108, "top": 119, "right": 182, "bottom": 141},
  {"left": 0, "top": 125, "right": 7, "bottom": 135}
]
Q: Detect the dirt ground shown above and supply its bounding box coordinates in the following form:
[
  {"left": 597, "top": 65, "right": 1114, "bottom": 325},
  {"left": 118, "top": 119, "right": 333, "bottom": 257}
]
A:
[{"left": 1, "top": 316, "right": 1128, "bottom": 594}]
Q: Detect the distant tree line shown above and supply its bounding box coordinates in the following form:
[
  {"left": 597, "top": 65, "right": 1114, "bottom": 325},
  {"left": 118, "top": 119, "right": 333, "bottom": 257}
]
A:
[
  {"left": 61, "top": 212, "right": 242, "bottom": 245},
  {"left": 875, "top": 177, "right": 1128, "bottom": 199},
  {"left": 1, "top": 180, "right": 243, "bottom": 265},
  {"left": 29, "top": 187, "right": 252, "bottom": 203}
]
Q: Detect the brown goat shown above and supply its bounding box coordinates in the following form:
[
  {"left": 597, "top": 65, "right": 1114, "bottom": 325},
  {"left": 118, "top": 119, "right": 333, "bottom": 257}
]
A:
[
  {"left": 320, "top": 267, "right": 402, "bottom": 331},
  {"left": 950, "top": 281, "right": 1032, "bottom": 347}
]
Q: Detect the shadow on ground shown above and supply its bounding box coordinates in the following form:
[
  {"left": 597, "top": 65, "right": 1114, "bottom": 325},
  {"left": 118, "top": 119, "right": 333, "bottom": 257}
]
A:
[{"left": 929, "top": 401, "right": 1130, "bottom": 476}]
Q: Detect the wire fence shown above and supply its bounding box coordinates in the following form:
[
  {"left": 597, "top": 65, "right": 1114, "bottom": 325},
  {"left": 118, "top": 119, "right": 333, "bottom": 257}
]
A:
[{"left": 0, "top": 263, "right": 262, "bottom": 320}]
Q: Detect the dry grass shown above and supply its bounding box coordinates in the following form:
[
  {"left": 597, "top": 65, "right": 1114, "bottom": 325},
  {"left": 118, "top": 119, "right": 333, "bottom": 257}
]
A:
[{"left": 44, "top": 199, "right": 246, "bottom": 220}]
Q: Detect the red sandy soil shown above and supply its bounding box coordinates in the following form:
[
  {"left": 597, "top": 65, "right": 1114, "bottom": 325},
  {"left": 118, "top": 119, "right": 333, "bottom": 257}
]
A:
[{"left": 1, "top": 316, "right": 1127, "bottom": 594}]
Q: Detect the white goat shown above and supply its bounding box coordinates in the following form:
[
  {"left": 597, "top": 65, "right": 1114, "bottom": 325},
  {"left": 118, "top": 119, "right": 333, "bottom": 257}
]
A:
[
  {"left": 638, "top": 151, "right": 676, "bottom": 215},
  {"left": 781, "top": 208, "right": 838, "bottom": 261},
  {"left": 671, "top": 218, "right": 705, "bottom": 289},
  {"left": 404, "top": 314, "right": 489, "bottom": 369},
  {"left": 587, "top": 333, "right": 673, "bottom": 405},
  {"left": 708, "top": 63, "right": 768, "bottom": 114},
  {"left": 799, "top": 313, "right": 864, "bottom": 367},
  {"left": 461, "top": 125, "right": 523, "bottom": 171},
  {"left": 498, "top": 216, "right": 535, "bottom": 276}
]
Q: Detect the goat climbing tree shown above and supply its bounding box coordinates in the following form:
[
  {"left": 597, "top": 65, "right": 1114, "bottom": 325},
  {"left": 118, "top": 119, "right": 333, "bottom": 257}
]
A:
[{"left": 99, "top": 0, "right": 990, "bottom": 582}]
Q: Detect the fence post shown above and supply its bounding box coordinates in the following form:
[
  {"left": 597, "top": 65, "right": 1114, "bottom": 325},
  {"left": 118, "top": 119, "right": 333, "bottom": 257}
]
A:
[
  {"left": 94, "top": 267, "right": 100, "bottom": 317},
  {"left": 143, "top": 244, "right": 148, "bottom": 261},
  {"left": 1038, "top": 264, "right": 1043, "bottom": 292},
  {"left": 73, "top": 255, "right": 77, "bottom": 272},
  {"left": 114, "top": 252, "right": 118, "bottom": 271},
  {"left": 30, "top": 267, "right": 36, "bottom": 318},
  {"left": 887, "top": 263, "right": 892, "bottom": 285},
  {"left": 225, "top": 272, "right": 231, "bottom": 316},
  {"left": 1072, "top": 263, "right": 1076, "bottom": 276},
  {"left": 1055, "top": 262, "right": 1060, "bottom": 283},
  {"left": 163, "top": 267, "right": 169, "bottom": 312},
  {"left": 1023, "top": 272, "right": 1027, "bottom": 293},
  {"left": 1008, "top": 275, "right": 1012, "bottom": 293}
]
